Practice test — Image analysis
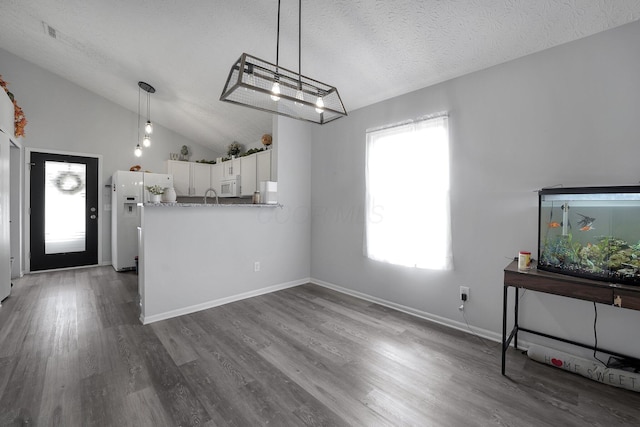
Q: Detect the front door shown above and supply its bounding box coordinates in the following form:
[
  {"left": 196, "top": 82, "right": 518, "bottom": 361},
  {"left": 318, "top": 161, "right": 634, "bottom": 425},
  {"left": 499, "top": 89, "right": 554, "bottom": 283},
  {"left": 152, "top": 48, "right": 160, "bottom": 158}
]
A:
[{"left": 30, "top": 151, "right": 99, "bottom": 271}]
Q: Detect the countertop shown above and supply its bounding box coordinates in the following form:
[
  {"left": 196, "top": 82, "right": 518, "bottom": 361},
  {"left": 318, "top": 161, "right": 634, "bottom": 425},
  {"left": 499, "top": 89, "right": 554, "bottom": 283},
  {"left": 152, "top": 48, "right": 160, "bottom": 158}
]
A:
[{"left": 140, "top": 202, "right": 281, "bottom": 208}]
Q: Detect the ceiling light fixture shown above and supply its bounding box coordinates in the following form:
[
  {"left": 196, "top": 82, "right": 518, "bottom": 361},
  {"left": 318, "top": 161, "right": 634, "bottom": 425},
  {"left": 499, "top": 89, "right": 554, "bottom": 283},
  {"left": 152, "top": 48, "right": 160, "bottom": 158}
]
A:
[
  {"left": 220, "top": 0, "right": 347, "bottom": 124},
  {"left": 135, "top": 81, "right": 155, "bottom": 156}
]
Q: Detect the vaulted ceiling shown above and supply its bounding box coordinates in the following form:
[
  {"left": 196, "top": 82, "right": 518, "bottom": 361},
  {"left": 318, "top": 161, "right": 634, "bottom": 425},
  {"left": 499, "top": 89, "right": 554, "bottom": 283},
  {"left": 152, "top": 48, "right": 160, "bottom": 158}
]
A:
[{"left": 1, "top": 1, "right": 639, "bottom": 153}]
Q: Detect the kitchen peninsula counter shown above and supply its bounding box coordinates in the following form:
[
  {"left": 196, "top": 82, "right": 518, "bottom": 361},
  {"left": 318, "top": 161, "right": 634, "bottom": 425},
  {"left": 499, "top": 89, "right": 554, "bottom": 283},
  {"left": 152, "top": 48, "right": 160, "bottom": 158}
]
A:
[
  {"left": 141, "top": 202, "right": 281, "bottom": 208},
  {"left": 137, "top": 200, "right": 303, "bottom": 325}
]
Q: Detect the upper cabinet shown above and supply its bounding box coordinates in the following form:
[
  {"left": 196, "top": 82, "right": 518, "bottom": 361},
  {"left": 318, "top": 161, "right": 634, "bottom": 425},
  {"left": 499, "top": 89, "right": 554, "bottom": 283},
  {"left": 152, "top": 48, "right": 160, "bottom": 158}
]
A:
[
  {"left": 256, "top": 150, "right": 271, "bottom": 184},
  {"left": 167, "top": 160, "right": 213, "bottom": 197},
  {"left": 211, "top": 163, "right": 223, "bottom": 196},
  {"left": 222, "top": 158, "right": 241, "bottom": 179},
  {"left": 166, "top": 150, "right": 272, "bottom": 198},
  {"left": 166, "top": 160, "right": 191, "bottom": 196},
  {"left": 240, "top": 155, "right": 257, "bottom": 197},
  {"left": 191, "top": 162, "right": 212, "bottom": 196},
  {"left": 241, "top": 150, "right": 272, "bottom": 197},
  {"left": 240, "top": 150, "right": 273, "bottom": 197}
]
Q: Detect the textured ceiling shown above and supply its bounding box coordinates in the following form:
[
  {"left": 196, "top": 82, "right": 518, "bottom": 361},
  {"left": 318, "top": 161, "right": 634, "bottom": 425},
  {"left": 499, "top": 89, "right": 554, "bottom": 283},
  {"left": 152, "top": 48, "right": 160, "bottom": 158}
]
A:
[{"left": 0, "top": 0, "right": 639, "bottom": 153}]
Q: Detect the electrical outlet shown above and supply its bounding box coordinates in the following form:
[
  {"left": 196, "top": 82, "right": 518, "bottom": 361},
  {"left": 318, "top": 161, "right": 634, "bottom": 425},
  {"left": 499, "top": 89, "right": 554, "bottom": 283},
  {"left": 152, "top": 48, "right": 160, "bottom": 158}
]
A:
[
  {"left": 254, "top": 261, "right": 260, "bottom": 272},
  {"left": 460, "top": 286, "right": 470, "bottom": 301}
]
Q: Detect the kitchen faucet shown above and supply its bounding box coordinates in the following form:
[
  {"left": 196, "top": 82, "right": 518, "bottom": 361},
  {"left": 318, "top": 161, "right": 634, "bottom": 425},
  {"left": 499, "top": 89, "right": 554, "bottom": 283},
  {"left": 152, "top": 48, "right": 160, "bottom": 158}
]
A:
[{"left": 203, "top": 188, "right": 219, "bottom": 205}]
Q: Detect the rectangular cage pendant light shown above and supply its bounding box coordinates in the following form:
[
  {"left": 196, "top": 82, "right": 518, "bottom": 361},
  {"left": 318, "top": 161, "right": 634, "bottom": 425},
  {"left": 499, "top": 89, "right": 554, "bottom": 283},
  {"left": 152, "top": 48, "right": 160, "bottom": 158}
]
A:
[{"left": 220, "top": 53, "right": 347, "bottom": 125}]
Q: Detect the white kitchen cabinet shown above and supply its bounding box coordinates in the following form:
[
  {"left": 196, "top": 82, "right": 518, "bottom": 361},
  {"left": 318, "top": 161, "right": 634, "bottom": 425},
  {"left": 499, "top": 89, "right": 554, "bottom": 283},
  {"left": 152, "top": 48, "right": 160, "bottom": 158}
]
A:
[
  {"left": 166, "top": 160, "right": 190, "bottom": 196},
  {"left": 238, "top": 150, "right": 272, "bottom": 198},
  {"left": 222, "top": 158, "right": 241, "bottom": 179},
  {"left": 191, "top": 162, "right": 212, "bottom": 196},
  {"left": 240, "top": 155, "right": 257, "bottom": 197},
  {"left": 168, "top": 151, "right": 271, "bottom": 199},
  {"left": 256, "top": 150, "right": 272, "bottom": 184},
  {"left": 211, "top": 163, "right": 223, "bottom": 196},
  {"left": 167, "top": 160, "right": 222, "bottom": 197}
]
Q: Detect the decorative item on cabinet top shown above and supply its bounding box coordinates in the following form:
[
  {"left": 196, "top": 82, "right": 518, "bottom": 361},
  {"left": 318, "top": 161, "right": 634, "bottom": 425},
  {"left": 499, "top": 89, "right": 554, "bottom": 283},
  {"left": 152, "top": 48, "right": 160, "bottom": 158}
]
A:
[
  {"left": 169, "top": 145, "right": 193, "bottom": 161},
  {"left": 261, "top": 134, "right": 272, "bottom": 148},
  {"left": 219, "top": 147, "right": 266, "bottom": 162},
  {"left": 180, "top": 145, "right": 190, "bottom": 161},
  {"left": 0, "top": 74, "right": 27, "bottom": 137},
  {"left": 227, "top": 141, "right": 242, "bottom": 157}
]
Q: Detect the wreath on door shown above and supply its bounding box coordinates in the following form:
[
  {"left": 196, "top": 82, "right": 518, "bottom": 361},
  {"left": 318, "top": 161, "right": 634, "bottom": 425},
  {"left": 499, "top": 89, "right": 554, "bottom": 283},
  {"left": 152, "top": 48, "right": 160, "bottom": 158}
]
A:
[{"left": 53, "top": 171, "right": 84, "bottom": 195}]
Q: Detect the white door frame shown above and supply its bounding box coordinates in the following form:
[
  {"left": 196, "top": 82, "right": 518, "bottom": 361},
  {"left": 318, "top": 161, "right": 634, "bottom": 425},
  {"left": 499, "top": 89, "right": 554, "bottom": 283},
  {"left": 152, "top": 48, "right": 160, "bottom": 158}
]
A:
[{"left": 25, "top": 147, "right": 103, "bottom": 273}]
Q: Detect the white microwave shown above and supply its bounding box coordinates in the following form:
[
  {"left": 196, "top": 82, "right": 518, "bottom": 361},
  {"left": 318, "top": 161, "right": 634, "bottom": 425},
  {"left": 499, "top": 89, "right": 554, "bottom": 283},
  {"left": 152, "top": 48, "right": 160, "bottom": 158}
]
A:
[{"left": 220, "top": 176, "right": 241, "bottom": 197}]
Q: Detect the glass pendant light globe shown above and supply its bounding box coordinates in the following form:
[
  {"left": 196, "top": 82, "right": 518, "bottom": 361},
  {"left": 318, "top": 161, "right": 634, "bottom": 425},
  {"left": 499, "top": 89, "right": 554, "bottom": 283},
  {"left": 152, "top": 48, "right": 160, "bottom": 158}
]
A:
[
  {"left": 245, "top": 72, "right": 256, "bottom": 91},
  {"left": 145, "top": 121, "right": 153, "bottom": 134},
  {"left": 134, "top": 144, "right": 142, "bottom": 157},
  {"left": 270, "top": 82, "right": 281, "bottom": 101},
  {"left": 295, "top": 89, "right": 304, "bottom": 106},
  {"left": 142, "top": 134, "right": 151, "bottom": 147},
  {"left": 315, "top": 96, "right": 324, "bottom": 114}
]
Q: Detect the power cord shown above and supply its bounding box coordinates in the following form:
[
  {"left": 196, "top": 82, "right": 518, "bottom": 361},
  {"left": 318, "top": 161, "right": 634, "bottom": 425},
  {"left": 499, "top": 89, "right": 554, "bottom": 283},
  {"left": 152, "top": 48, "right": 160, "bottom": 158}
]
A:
[
  {"left": 459, "top": 296, "right": 502, "bottom": 353},
  {"left": 461, "top": 311, "right": 501, "bottom": 352},
  {"left": 464, "top": 288, "right": 608, "bottom": 365},
  {"left": 592, "top": 302, "right": 608, "bottom": 366},
  {"left": 459, "top": 288, "right": 530, "bottom": 354}
]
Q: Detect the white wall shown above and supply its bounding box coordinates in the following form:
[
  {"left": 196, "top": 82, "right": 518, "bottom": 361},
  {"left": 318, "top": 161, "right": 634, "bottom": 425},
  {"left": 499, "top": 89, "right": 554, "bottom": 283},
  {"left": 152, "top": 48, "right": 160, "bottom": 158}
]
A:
[
  {"left": 310, "top": 21, "right": 640, "bottom": 358},
  {"left": 140, "top": 116, "right": 311, "bottom": 322},
  {"left": 0, "top": 48, "right": 219, "bottom": 266}
]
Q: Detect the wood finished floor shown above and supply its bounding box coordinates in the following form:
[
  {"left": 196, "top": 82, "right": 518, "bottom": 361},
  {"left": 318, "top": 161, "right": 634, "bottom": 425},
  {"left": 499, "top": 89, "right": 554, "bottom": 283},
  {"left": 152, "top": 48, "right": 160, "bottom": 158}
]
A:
[{"left": 0, "top": 267, "right": 639, "bottom": 426}]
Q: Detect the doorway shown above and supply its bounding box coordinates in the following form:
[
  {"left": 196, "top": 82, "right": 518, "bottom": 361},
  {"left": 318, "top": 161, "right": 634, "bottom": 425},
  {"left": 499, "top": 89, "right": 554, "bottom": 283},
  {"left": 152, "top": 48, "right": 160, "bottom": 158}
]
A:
[{"left": 29, "top": 151, "right": 99, "bottom": 271}]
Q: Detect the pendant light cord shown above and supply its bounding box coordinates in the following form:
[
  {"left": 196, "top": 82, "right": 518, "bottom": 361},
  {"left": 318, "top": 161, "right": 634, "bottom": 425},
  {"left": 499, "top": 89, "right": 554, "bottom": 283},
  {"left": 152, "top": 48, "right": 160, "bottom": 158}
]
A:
[
  {"left": 275, "top": 0, "right": 281, "bottom": 74},
  {"left": 137, "top": 86, "right": 141, "bottom": 143},
  {"left": 298, "top": 0, "right": 302, "bottom": 89}
]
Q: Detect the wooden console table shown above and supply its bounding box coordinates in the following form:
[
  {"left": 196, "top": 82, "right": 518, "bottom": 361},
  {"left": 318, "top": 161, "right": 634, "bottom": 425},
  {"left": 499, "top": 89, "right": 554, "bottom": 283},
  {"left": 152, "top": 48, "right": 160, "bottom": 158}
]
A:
[{"left": 502, "top": 260, "right": 640, "bottom": 375}]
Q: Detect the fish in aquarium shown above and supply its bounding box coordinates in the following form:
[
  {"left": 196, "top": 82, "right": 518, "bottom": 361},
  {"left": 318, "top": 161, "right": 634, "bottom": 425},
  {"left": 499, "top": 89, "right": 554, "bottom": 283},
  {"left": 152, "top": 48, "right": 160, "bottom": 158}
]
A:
[
  {"left": 577, "top": 213, "right": 596, "bottom": 228},
  {"left": 546, "top": 204, "right": 571, "bottom": 229}
]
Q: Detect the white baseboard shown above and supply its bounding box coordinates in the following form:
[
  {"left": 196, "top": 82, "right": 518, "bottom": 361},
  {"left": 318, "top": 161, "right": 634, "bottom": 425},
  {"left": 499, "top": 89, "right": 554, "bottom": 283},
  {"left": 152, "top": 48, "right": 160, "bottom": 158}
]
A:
[
  {"left": 141, "top": 277, "right": 311, "bottom": 324},
  {"left": 311, "top": 277, "right": 504, "bottom": 344},
  {"left": 27, "top": 263, "right": 102, "bottom": 274},
  {"left": 141, "top": 276, "right": 516, "bottom": 349}
]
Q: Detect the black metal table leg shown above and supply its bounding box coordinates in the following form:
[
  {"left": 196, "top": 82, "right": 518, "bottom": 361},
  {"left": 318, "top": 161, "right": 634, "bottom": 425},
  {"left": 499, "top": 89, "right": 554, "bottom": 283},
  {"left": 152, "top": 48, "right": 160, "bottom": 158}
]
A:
[
  {"left": 502, "top": 285, "right": 508, "bottom": 375},
  {"left": 514, "top": 287, "right": 519, "bottom": 350}
]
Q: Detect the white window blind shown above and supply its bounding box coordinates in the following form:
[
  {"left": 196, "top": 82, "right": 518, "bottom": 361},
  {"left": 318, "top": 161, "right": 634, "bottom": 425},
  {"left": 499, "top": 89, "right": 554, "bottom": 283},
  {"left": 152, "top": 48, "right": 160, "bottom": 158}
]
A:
[{"left": 365, "top": 115, "right": 452, "bottom": 270}]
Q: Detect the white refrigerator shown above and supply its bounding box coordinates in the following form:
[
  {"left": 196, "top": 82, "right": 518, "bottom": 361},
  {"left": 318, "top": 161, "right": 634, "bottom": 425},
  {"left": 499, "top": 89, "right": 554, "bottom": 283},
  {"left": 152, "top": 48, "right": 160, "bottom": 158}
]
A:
[{"left": 111, "top": 170, "right": 172, "bottom": 271}]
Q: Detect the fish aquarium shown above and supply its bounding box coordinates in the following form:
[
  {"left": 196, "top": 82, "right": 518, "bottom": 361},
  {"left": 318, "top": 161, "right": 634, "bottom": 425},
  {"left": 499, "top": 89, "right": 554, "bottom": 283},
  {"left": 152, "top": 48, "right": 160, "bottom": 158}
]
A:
[{"left": 538, "top": 186, "right": 640, "bottom": 286}]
